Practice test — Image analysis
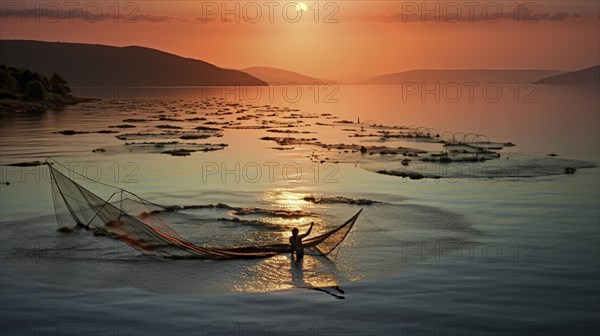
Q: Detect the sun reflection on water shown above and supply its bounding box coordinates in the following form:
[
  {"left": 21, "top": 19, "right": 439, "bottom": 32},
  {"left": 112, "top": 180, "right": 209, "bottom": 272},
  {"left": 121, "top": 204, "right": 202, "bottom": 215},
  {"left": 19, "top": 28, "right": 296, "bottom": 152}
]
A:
[
  {"left": 234, "top": 254, "right": 341, "bottom": 293},
  {"left": 262, "top": 188, "right": 310, "bottom": 211},
  {"left": 232, "top": 189, "right": 343, "bottom": 293},
  {"left": 262, "top": 188, "right": 321, "bottom": 241}
]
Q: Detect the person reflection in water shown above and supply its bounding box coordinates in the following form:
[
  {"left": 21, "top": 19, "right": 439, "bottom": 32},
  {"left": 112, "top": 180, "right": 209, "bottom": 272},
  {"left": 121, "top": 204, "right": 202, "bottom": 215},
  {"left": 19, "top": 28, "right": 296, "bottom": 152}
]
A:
[{"left": 289, "top": 222, "right": 314, "bottom": 261}]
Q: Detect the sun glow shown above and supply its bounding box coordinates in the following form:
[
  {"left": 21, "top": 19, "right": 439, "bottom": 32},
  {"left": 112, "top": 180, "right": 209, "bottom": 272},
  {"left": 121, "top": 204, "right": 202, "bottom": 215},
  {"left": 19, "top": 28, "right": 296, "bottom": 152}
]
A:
[{"left": 295, "top": 2, "right": 308, "bottom": 12}]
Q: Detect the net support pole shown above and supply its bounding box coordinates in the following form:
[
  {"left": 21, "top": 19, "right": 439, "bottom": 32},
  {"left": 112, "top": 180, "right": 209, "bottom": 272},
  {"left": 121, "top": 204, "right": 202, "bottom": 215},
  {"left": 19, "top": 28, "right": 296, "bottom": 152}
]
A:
[{"left": 84, "top": 190, "right": 119, "bottom": 228}]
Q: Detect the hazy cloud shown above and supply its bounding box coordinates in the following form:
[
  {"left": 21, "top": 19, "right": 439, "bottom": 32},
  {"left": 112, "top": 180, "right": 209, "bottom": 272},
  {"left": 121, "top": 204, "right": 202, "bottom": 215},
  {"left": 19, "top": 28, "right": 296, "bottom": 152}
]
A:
[
  {"left": 133, "top": 14, "right": 176, "bottom": 23},
  {"left": 0, "top": 8, "right": 177, "bottom": 23},
  {"left": 2, "top": 5, "right": 595, "bottom": 25},
  {"left": 548, "top": 12, "right": 570, "bottom": 22},
  {"left": 352, "top": 4, "right": 598, "bottom": 24}
]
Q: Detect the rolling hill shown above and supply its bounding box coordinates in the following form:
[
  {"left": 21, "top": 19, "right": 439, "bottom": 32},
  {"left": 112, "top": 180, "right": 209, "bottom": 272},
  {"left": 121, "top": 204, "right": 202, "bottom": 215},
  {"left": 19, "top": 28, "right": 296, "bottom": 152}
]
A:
[
  {"left": 361, "top": 69, "right": 564, "bottom": 85},
  {"left": 0, "top": 40, "right": 267, "bottom": 86},
  {"left": 242, "top": 66, "right": 333, "bottom": 85},
  {"left": 535, "top": 65, "right": 599, "bottom": 85}
]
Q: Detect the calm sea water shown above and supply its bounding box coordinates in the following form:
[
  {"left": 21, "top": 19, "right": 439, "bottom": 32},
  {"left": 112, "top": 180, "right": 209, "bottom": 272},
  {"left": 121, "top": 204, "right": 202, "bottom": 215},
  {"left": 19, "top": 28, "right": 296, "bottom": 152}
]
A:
[{"left": 1, "top": 85, "right": 598, "bottom": 335}]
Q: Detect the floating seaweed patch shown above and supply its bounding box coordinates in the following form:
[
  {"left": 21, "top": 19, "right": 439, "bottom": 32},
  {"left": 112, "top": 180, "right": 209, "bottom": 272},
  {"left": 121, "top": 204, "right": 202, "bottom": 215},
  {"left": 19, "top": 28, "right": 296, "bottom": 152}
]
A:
[
  {"left": 108, "top": 124, "right": 136, "bottom": 128},
  {"left": 57, "top": 130, "right": 90, "bottom": 135}
]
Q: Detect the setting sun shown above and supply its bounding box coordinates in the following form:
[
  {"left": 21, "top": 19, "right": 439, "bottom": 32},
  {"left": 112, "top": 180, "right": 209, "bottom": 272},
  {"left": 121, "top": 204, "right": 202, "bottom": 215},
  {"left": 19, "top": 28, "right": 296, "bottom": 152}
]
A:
[{"left": 295, "top": 2, "right": 308, "bottom": 12}]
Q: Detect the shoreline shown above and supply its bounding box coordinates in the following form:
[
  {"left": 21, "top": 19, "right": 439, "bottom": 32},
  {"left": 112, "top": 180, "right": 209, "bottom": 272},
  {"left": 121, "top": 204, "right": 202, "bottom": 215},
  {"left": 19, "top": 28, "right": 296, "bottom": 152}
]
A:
[{"left": 0, "top": 96, "right": 95, "bottom": 115}]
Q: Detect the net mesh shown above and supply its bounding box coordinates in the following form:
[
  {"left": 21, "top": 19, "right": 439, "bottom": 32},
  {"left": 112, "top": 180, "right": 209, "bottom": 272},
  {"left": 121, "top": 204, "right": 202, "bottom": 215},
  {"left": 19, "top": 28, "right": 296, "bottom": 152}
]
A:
[
  {"left": 48, "top": 160, "right": 362, "bottom": 260},
  {"left": 304, "top": 210, "right": 362, "bottom": 256}
]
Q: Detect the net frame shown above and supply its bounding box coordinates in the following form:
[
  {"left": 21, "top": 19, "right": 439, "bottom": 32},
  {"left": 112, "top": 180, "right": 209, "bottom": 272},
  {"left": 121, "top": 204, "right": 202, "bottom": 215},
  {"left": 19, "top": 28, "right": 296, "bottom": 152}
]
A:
[{"left": 46, "top": 158, "right": 362, "bottom": 260}]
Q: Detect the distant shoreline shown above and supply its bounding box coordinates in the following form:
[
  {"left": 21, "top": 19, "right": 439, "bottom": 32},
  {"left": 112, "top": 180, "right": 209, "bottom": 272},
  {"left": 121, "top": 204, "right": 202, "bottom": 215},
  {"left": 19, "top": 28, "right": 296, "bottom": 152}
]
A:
[
  {"left": 0, "top": 64, "right": 94, "bottom": 115},
  {"left": 0, "top": 96, "right": 94, "bottom": 115}
]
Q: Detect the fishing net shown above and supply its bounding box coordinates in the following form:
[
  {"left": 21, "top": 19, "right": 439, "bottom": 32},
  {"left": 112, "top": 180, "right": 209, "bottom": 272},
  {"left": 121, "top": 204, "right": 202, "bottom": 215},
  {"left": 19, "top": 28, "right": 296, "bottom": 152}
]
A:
[{"left": 48, "top": 160, "right": 362, "bottom": 260}]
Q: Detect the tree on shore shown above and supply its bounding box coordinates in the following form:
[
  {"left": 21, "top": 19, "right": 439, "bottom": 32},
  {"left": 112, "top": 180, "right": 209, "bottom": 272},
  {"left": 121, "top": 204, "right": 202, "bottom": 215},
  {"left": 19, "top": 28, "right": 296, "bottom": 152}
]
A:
[
  {"left": 0, "top": 64, "right": 73, "bottom": 102},
  {"left": 24, "top": 80, "right": 46, "bottom": 101},
  {"left": 49, "top": 73, "right": 71, "bottom": 97}
]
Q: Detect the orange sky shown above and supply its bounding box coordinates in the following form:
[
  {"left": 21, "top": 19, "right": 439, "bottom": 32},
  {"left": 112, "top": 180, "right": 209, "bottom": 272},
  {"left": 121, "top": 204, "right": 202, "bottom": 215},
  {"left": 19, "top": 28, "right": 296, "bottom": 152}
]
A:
[{"left": 1, "top": 1, "right": 599, "bottom": 82}]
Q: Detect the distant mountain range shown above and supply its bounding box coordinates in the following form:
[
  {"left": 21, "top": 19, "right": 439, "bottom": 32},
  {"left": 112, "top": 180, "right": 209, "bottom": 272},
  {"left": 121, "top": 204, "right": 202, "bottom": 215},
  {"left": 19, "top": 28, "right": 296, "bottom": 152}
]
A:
[
  {"left": 361, "top": 69, "right": 564, "bottom": 85},
  {"left": 241, "top": 66, "right": 334, "bottom": 85},
  {"left": 2, "top": 40, "right": 596, "bottom": 88},
  {"left": 535, "top": 65, "right": 599, "bottom": 85},
  {"left": 0, "top": 40, "right": 267, "bottom": 86}
]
